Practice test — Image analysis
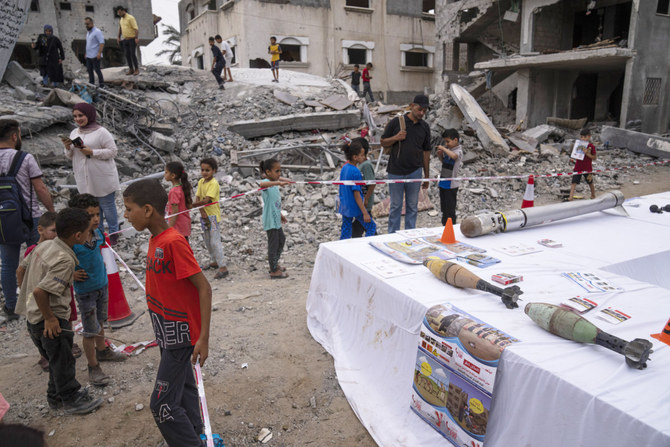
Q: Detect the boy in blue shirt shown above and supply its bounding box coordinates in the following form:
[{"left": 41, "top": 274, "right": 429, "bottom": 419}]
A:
[
  {"left": 68, "top": 194, "right": 126, "bottom": 387},
  {"left": 339, "top": 140, "right": 376, "bottom": 239},
  {"left": 436, "top": 129, "right": 463, "bottom": 225}
]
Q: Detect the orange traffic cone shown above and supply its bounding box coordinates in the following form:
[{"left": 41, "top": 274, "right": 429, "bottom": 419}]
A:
[
  {"left": 651, "top": 316, "right": 670, "bottom": 346},
  {"left": 521, "top": 175, "right": 534, "bottom": 208},
  {"left": 101, "top": 236, "right": 143, "bottom": 329},
  {"left": 440, "top": 218, "right": 456, "bottom": 244}
]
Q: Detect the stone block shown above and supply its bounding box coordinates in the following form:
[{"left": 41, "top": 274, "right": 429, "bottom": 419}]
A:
[
  {"left": 2, "top": 61, "right": 35, "bottom": 89},
  {"left": 150, "top": 131, "right": 177, "bottom": 153},
  {"left": 14, "top": 86, "right": 36, "bottom": 101}
]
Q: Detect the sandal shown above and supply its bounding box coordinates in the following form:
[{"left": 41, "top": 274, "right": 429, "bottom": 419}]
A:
[
  {"left": 270, "top": 271, "right": 289, "bottom": 279},
  {"left": 214, "top": 269, "right": 229, "bottom": 280},
  {"left": 72, "top": 343, "right": 83, "bottom": 359},
  {"left": 200, "top": 263, "right": 218, "bottom": 271}
]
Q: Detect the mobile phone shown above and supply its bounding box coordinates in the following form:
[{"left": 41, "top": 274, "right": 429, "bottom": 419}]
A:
[
  {"left": 71, "top": 137, "right": 84, "bottom": 148},
  {"left": 57, "top": 133, "right": 71, "bottom": 142}
]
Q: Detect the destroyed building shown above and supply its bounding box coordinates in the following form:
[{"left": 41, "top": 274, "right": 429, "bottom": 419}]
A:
[
  {"left": 11, "top": 0, "right": 159, "bottom": 70},
  {"left": 178, "top": 0, "right": 437, "bottom": 103},
  {"left": 435, "top": 0, "right": 670, "bottom": 134}
]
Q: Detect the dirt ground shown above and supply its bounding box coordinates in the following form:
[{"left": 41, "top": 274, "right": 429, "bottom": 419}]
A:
[{"left": 1, "top": 166, "right": 669, "bottom": 447}]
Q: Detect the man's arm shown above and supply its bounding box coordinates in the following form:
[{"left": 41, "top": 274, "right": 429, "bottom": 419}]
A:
[
  {"left": 422, "top": 150, "right": 431, "bottom": 189},
  {"left": 380, "top": 118, "right": 405, "bottom": 147},
  {"left": 33, "top": 288, "right": 61, "bottom": 339},
  {"left": 31, "top": 177, "right": 54, "bottom": 212},
  {"left": 97, "top": 39, "right": 104, "bottom": 59},
  {"left": 188, "top": 272, "right": 212, "bottom": 366}
]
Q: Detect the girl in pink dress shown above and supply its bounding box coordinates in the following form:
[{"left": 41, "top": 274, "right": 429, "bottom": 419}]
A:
[{"left": 164, "top": 161, "right": 193, "bottom": 242}]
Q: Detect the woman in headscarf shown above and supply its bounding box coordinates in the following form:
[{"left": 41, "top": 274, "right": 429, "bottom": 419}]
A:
[
  {"left": 31, "top": 25, "right": 65, "bottom": 87},
  {"left": 63, "top": 103, "right": 121, "bottom": 243}
]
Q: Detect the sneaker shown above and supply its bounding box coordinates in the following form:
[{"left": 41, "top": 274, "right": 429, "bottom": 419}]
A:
[
  {"left": 47, "top": 397, "right": 63, "bottom": 410},
  {"left": 133, "top": 69, "right": 140, "bottom": 76},
  {"left": 213, "top": 269, "right": 229, "bottom": 280},
  {"left": 219, "top": 84, "right": 225, "bottom": 90},
  {"left": 72, "top": 342, "right": 83, "bottom": 359},
  {"left": 63, "top": 390, "right": 103, "bottom": 415},
  {"left": 88, "top": 364, "right": 111, "bottom": 386},
  {"left": 3, "top": 306, "right": 19, "bottom": 321},
  {"left": 126, "top": 69, "right": 134, "bottom": 75},
  {"left": 96, "top": 347, "right": 127, "bottom": 362}
]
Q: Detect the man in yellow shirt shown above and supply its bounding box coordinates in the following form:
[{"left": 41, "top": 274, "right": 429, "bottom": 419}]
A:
[{"left": 116, "top": 6, "right": 140, "bottom": 75}]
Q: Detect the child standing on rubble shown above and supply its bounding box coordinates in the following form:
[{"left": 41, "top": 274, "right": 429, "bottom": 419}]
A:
[
  {"left": 339, "top": 140, "right": 376, "bottom": 239},
  {"left": 259, "top": 158, "right": 290, "bottom": 279},
  {"left": 193, "top": 158, "right": 229, "bottom": 280},
  {"left": 164, "top": 161, "right": 193, "bottom": 243},
  {"left": 569, "top": 128, "right": 597, "bottom": 201}
]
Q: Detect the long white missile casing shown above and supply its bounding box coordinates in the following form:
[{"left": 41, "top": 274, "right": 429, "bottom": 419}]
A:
[{"left": 460, "top": 190, "right": 625, "bottom": 237}]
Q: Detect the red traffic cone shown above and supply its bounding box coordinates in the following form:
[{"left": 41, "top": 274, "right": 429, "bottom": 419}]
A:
[
  {"left": 521, "top": 175, "right": 534, "bottom": 208},
  {"left": 102, "top": 236, "right": 143, "bottom": 329},
  {"left": 651, "top": 316, "right": 670, "bottom": 347}
]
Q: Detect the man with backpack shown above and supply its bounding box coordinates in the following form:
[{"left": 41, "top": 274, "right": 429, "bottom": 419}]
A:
[{"left": 0, "top": 120, "right": 54, "bottom": 321}]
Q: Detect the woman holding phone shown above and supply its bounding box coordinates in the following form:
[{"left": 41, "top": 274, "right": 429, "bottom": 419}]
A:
[{"left": 63, "top": 102, "right": 121, "bottom": 243}]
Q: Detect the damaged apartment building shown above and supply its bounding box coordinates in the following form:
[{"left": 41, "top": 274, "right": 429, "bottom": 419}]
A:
[
  {"left": 11, "top": 0, "right": 159, "bottom": 70},
  {"left": 178, "top": 0, "right": 437, "bottom": 103},
  {"left": 435, "top": 0, "right": 670, "bottom": 134}
]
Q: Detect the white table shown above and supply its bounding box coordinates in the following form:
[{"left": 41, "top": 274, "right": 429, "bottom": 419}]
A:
[{"left": 307, "top": 192, "right": 670, "bottom": 446}]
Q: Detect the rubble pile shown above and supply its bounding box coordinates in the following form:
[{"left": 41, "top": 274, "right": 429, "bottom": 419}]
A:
[{"left": 2, "top": 65, "right": 665, "bottom": 279}]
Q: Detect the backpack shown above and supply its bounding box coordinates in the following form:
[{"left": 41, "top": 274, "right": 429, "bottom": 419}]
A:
[{"left": 0, "top": 151, "right": 33, "bottom": 244}]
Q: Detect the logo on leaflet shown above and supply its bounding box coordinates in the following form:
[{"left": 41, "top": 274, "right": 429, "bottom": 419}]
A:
[{"left": 463, "top": 359, "right": 480, "bottom": 374}]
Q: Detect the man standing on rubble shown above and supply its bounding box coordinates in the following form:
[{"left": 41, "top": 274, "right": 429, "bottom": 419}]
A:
[
  {"left": 84, "top": 17, "right": 105, "bottom": 87},
  {"left": 116, "top": 6, "right": 140, "bottom": 76},
  {"left": 380, "top": 94, "right": 432, "bottom": 233}
]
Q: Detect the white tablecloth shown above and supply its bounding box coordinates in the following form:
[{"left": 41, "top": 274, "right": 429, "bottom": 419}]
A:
[{"left": 306, "top": 192, "right": 670, "bottom": 447}]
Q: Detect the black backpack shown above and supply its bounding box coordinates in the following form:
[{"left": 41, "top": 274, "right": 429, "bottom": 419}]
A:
[{"left": 0, "top": 151, "right": 33, "bottom": 244}]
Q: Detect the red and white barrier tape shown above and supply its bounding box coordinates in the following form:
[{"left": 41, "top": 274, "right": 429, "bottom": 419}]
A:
[{"left": 109, "top": 158, "right": 670, "bottom": 237}]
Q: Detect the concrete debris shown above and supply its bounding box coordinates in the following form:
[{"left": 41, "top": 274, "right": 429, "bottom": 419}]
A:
[
  {"left": 274, "top": 90, "right": 299, "bottom": 106},
  {"left": 601, "top": 126, "right": 670, "bottom": 159},
  {"left": 522, "top": 124, "right": 564, "bottom": 144},
  {"left": 546, "top": 116, "right": 588, "bottom": 130},
  {"left": 41, "top": 88, "right": 85, "bottom": 108},
  {"left": 150, "top": 131, "right": 177, "bottom": 153},
  {"left": 507, "top": 133, "right": 538, "bottom": 153},
  {"left": 376, "top": 104, "right": 405, "bottom": 114},
  {"left": 227, "top": 111, "right": 361, "bottom": 139},
  {"left": 539, "top": 144, "right": 561, "bottom": 157},
  {"left": 257, "top": 428, "right": 273, "bottom": 443},
  {"left": 2, "top": 105, "right": 74, "bottom": 136},
  {"left": 449, "top": 83, "right": 510, "bottom": 156},
  {"left": 14, "top": 86, "right": 36, "bottom": 101},
  {"left": 2, "top": 61, "right": 37, "bottom": 90},
  {"left": 319, "top": 94, "right": 354, "bottom": 111}
]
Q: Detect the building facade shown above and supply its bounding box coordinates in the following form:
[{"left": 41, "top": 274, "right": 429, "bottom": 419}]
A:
[
  {"left": 178, "top": 0, "right": 437, "bottom": 103},
  {"left": 12, "top": 0, "right": 157, "bottom": 71},
  {"left": 435, "top": 0, "right": 670, "bottom": 134}
]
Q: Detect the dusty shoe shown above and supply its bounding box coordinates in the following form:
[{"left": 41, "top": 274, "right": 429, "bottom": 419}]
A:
[
  {"left": 96, "top": 347, "right": 127, "bottom": 362},
  {"left": 88, "top": 364, "right": 111, "bottom": 386},
  {"left": 126, "top": 69, "right": 134, "bottom": 75},
  {"left": 63, "top": 390, "right": 103, "bottom": 415},
  {"left": 3, "top": 306, "right": 19, "bottom": 321},
  {"left": 47, "top": 397, "right": 62, "bottom": 410},
  {"left": 72, "top": 342, "right": 83, "bottom": 359}
]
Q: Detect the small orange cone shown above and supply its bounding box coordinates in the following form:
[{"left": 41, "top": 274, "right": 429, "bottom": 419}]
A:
[
  {"left": 440, "top": 218, "right": 456, "bottom": 244},
  {"left": 521, "top": 175, "right": 534, "bottom": 208},
  {"left": 101, "top": 236, "right": 144, "bottom": 329},
  {"left": 651, "top": 316, "right": 670, "bottom": 346}
]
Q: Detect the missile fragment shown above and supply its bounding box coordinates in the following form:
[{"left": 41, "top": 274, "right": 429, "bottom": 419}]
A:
[
  {"left": 423, "top": 259, "right": 521, "bottom": 309},
  {"left": 524, "top": 302, "right": 653, "bottom": 369},
  {"left": 461, "top": 190, "right": 626, "bottom": 238}
]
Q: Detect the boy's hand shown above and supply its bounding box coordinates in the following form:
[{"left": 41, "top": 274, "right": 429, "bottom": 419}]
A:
[
  {"left": 363, "top": 210, "right": 371, "bottom": 223},
  {"left": 192, "top": 339, "right": 209, "bottom": 366},
  {"left": 73, "top": 269, "right": 88, "bottom": 282},
  {"left": 279, "top": 181, "right": 290, "bottom": 187},
  {"left": 281, "top": 215, "right": 288, "bottom": 224},
  {"left": 44, "top": 316, "right": 61, "bottom": 339}
]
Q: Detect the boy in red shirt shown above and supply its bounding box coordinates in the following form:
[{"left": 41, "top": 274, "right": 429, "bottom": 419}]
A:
[
  {"left": 123, "top": 179, "right": 212, "bottom": 447},
  {"left": 362, "top": 62, "right": 374, "bottom": 102},
  {"left": 569, "top": 128, "right": 597, "bottom": 201}
]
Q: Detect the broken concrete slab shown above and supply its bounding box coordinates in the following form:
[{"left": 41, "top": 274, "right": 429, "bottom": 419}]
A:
[
  {"left": 3, "top": 61, "right": 36, "bottom": 90},
  {"left": 546, "top": 116, "right": 588, "bottom": 130},
  {"left": 539, "top": 143, "right": 561, "bottom": 157},
  {"left": 522, "top": 124, "right": 562, "bottom": 143},
  {"left": 227, "top": 111, "right": 361, "bottom": 139},
  {"left": 150, "top": 131, "right": 176, "bottom": 153},
  {"left": 450, "top": 83, "right": 510, "bottom": 156},
  {"left": 600, "top": 126, "right": 670, "bottom": 159},
  {"left": 435, "top": 105, "right": 465, "bottom": 130},
  {"left": 274, "top": 90, "right": 299, "bottom": 106},
  {"left": 507, "top": 133, "right": 538, "bottom": 152},
  {"left": 4, "top": 106, "right": 74, "bottom": 136},
  {"left": 13, "top": 86, "right": 36, "bottom": 101},
  {"left": 319, "top": 94, "right": 353, "bottom": 111},
  {"left": 41, "top": 88, "right": 85, "bottom": 108},
  {"left": 376, "top": 104, "right": 405, "bottom": 114},
  {"left": 304, "top": 100, "right": 322, "bottom": 108}
]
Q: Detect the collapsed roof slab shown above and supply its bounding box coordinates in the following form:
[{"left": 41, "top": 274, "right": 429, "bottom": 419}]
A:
[
  {"left": 601, "top": 126, "right": 670, "bottom": 160},
  {"left": 227, "top": 111, "right": 361, "bottom": 139},
  {"left": 475, "top": 48, "right": 634, "bottom": 71}
]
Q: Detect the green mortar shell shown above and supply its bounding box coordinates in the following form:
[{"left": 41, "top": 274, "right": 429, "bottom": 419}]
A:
[{"left": 525, "top": 303, "right": 598, "bottom": 344}]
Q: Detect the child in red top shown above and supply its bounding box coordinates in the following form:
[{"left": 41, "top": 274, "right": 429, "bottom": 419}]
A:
[
  {"left": 17, "top": 212, "right": 81, "bottom": 371},
  {"left": 361, "top": 62, "right": 374, "bottom": 102},
  {"left": 164, "top": 161, "right": 193, "bottom": 242},
  {"left": 123, "top": 179, "right": 212, "bottom": 447},
  {"left": 569, "top": 128, "right": 597, "bottom": 201}
]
